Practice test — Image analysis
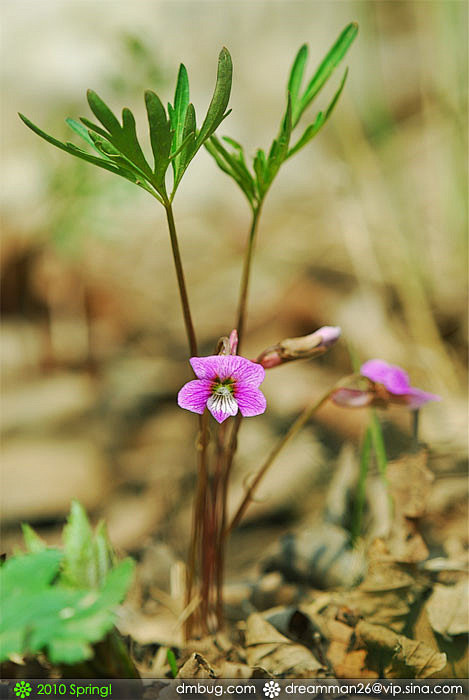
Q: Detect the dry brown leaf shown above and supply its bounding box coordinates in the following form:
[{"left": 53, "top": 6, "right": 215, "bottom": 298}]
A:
[
  {"left": 356, "top": 621, "right": 447, "bottom": 678},
  {"left": 387, "top": 450, "right": 434, "bottom": 519},
  {"left": 384, "top": 450, "right": 434, "bottom": 563},
  {"left": 346, "top": 540, "right": 429, "bottom": 632},
  {"left": 177, "top": 652, "right": 217, "bottom": 679},
  {"left": 426, "top": 581, "right": 469, "bottom": 637},
  {"left": 244, "top": 613, "right": 325, "bottom": 678}
]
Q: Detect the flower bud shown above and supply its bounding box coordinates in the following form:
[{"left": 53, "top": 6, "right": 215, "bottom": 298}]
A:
[
  {"left": 257, "top": 326, "right": 341, "bottom": 369},
  {"left": 216, "top": 329, "right": 239, "bottom": 356}
]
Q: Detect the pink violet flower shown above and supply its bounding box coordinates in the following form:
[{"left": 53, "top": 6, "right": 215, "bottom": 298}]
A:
[
  {"left": 331, "top": 359, "right": 441, "bottom": 410},
  {"left": 178, "top": 355, "right": 266, "bottom": 423}
]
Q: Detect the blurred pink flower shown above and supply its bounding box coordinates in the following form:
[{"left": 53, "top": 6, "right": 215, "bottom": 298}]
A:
[
  {"left": 178, "top": 355, "right": 266, "bottom": 423},
  {"left": 331, "top": 359, "right": 441, "bottom": 410}
]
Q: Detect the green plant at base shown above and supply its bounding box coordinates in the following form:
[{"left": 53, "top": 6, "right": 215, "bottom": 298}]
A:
[{"left": 1, "top": 501, "right": 135, "bottom": 667}]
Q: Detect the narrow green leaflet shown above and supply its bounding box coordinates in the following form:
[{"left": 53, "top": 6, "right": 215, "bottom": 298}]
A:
[
  {"left": 196, "top": 47, "right": 232, "bottom": 146},
  {"left": 294, "top": 22, "right": 358, "bottom": 126},
  {"left": 287, "top": 44, "right": 308, "bottom": 107},
  {"left": 18, "top": 113, "right": 137, "bottom": 183},
  {"left": 287, "top": 68, "right": 348, "bottom": 158}
]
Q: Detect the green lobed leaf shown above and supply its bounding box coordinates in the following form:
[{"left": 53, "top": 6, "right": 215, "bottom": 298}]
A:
[
  {"left": 0, "top": 546, "right": 134, "bottom": 665},
  {"left": 120, "top": 107, "right": 153, "bottom": 176},
  {"left": 294, "top": 22, "right": 358, "bottom": 126},
  {"left": 145, "top": 90, "right": 172, "bottom": 188}
]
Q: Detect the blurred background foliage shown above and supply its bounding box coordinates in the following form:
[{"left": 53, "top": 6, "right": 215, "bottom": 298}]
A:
[{"left": 1, "top": 1, "right": 467, "bottom": 573}]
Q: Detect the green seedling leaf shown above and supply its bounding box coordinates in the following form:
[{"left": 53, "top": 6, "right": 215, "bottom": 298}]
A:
[
  {"left": 288, "top": 44, "right": 308, "bottom": 107},
  {"left": 294, "top": 22, "right": 358, "bottom": 126},
  {"left": 21, "top": 523, "right": 47, "bottom": 553},
  {"left": 62, "top": 499, "right": 116, "bottom": 590},
  {"left": 0, "top": 549, "right": 134, "bottom": 665},
  {"left": 197, "top": 47, "right": 233, "bottom": 146},
  {"left": 167, "top": 648, "right": 178, "bottom": 678}
]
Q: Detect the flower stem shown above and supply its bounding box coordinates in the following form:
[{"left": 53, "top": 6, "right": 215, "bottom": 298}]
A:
[
  {"left": 351, "top": 426, "right": 372, "bottom": 545},
  {"left": 164, "top": 202, "right": 198, "bottom": 357},
  {"left": 235, "top": 204, "right": 262, "bottom": 353},
  {"left": 225, "top": 387, "right": 333, "bottom": 537}
]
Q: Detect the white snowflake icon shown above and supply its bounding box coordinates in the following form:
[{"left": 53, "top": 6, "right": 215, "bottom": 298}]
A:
[{"left": 263, "top": 680, "right": 281, "bottom": 698}]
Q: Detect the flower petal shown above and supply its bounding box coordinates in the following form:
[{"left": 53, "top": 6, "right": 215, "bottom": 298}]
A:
[
  {"left": 178, "top": 379, "right": 212, "bottom": 414},
  {"left": 206, "top": 392, "right": 238, "bottom": 423},
  {"left": 403, "top": 387, "right": 441, "bottom": 410},
  {"left": 235, "top": 386, "right": 267, "bottom": 417},
  {"left": 361, "top": 359, "right": 411, "bottom": 395},
  {"left": 189, "top": 356, "right": 221, "bottom": 380},
  {"left": 330, "top": 388, "right": 375, "bottom": 408},
  {"left": 191, "top": 355, "right": 265, "bottom": 386}
]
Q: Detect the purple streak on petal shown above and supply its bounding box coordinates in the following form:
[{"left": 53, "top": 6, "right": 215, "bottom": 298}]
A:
[
  {"left": 177, "top": 379, "right": 212, "bottom": 414},
  {"left": 403, "top": 388, "right": 441, "bottom": 410},
  {"left": 235, "top": 386, "right": 267, "bottom": 417},
  {"left": 330, "top": 388, "right": 375, "bottom": 408},
  {"left": 206, "top": 392, "right": 238, "bottom": 423}
]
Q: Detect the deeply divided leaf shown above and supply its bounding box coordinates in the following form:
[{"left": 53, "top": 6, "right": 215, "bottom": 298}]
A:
[{"left": 294, "top": 22, "right": 358, "bottom": 125}]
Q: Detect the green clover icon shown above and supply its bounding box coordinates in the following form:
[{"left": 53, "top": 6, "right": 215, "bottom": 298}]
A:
[{"left": 14, "top": 681, "right": 32, "bottom": 698}]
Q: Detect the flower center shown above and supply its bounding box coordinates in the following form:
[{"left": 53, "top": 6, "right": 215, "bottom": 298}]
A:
[{"left": 212, "top": 378, "right": 235, "bottom": 396}]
